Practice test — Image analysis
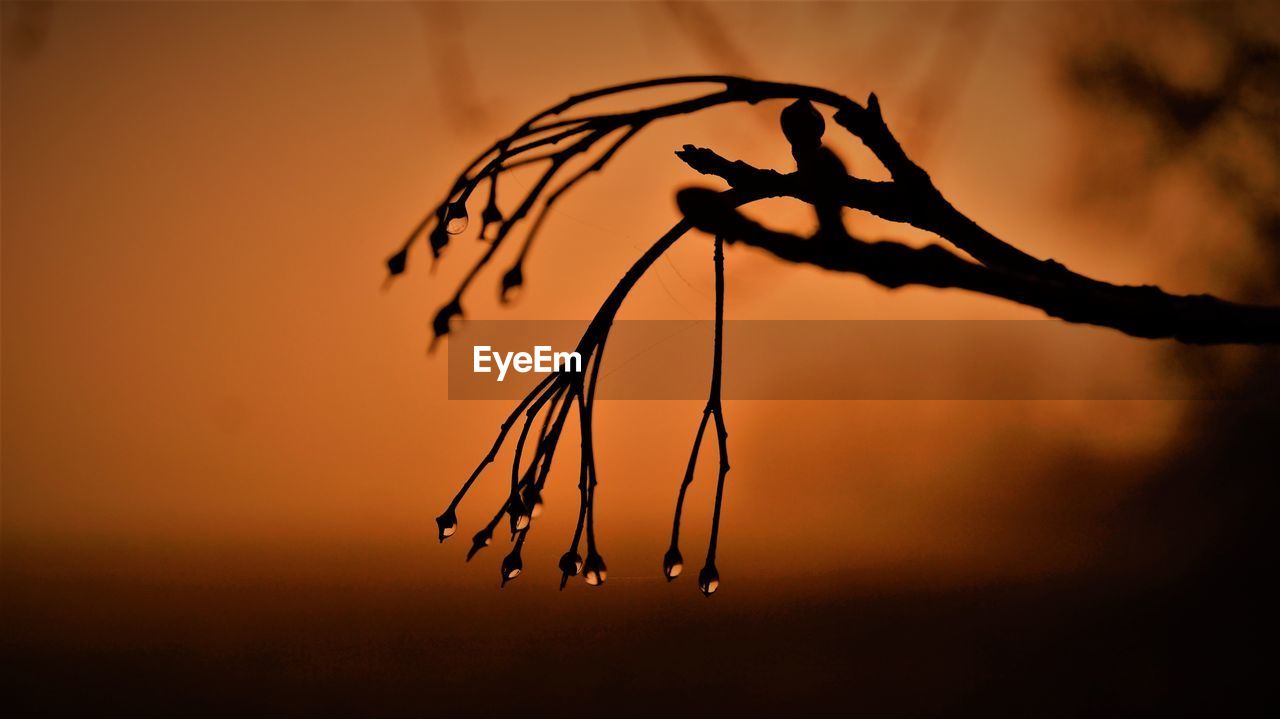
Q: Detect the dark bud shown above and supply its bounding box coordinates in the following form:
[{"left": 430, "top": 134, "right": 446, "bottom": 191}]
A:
[
  {"left": 500, "top": 551, "right": 523, "bottom": 585},
  {"left": 499, "top": 264, "right": 524, "bottom": 304},
  {"left": 558, "top": 551, "right": 584, "bottom": 577},
  {"left": 482, "top": 203, "right": 504, "bottom": 231},
  {"left": 583, "top": 553, "right": 607, "bottom": 587},
  {"left": 385, "top": 247, "right": 408, "bottom": 277},
  {"left": 481, "top": 170, "right": 502, "bottom": 241},
  {"left": 662, "top": 546, "right": 684, "bottom": 581},
  {"left": 432, "top": 299, "right": 463, "bottom": 340},
  {"left": 466, "top": 527, "right": 494, "bottom": 561},
  {"left": 435, "top": 509, "right": 458, "bottom": 542},
  {"left": 780, "top": 99, "right": 825, "bottom": 154},
  {"left": 674, "top": 144, "right": 719, "bottom": 175},
  {"left": 480, "top": 196, "right": 504, "bottom": 242},
  {"left": 834, "top": 92, "right": 882, "bottom": 137},
  {"left": 697, "top": 564, "right": 720, "bottom": 597},
  {"left": 429, "top": 223, "right": 450, "bottom": 258}
]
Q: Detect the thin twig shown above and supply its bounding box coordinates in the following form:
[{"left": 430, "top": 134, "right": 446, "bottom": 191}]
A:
[{"left": 699, "top": 235, "right": 730, "bottom": 597}]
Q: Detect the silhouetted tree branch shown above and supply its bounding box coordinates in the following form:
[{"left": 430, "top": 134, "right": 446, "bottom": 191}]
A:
[
  {"left": 674, "top": 155, "right": 1280, "bottom": 344},
  {"left": 390, "top": 76, "right": 1280, "bottom": 595}
]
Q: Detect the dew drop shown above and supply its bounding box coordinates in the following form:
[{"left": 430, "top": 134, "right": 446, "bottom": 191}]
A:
[
  {"left": 530, "top": 500, "right": 543, "bottom": 519},
  {"left": 698, "top": 565, "right": 720, "bottom": 597},
  {"left": 508, "top": 496, "right": 529, "bottom": 533},
  {"left": 501, "top": 553, "right": 523, "bottom": 583},
  {"left": 663, "top": 547, "right": 684, "bottom": 581},
  {"left": 558, "top": 551, "right": 584, "bottom": 576},
  {"left": 445, "top": 203, "right": 469, "bottom": 235},
  {"left": 435, "top": 510, "right": 457, "bottom": 542},
  {"left": 583, "top": 554, "right": 608, "bottom": 587}
]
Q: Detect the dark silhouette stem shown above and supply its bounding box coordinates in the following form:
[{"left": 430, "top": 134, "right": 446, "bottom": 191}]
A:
[
  {"left": 582, "top": 336, "right": 607, "bottom": 556},
  {"left": 706, "top": 235, "right": 730, "bottom": 565},
  {"left": 677, "top": 187, "right": 1280, "bottom": 345},
  {"left": 443, "top": 373, "right": 556, "bottom": 516},
  {"left": 670, "top": 411, "right": 710, "bottom": 549}
]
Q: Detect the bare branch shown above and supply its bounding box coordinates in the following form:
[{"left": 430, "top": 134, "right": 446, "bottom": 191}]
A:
[
  {"left": 405, "top": 75, "right": 1280, "bottom": 594},
  {"left": 676, "top": 187, "right": 1280, "bottom": 345}
]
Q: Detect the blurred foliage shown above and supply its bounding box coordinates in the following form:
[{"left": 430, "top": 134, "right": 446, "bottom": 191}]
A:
[{"left": 1066, "top": 1, "right": 1280, "bottom": 300}]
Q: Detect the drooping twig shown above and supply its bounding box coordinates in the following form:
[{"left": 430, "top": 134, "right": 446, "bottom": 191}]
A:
[
  {"left": 663, "top": 411, "right": 708, "bottom": 582},
  {"left": 502, "top": 124, "right": 647, "bottom": 302},
  {"left": 698, "top": 234, "right": 730, "bottom": 598},
  {"left": 389, "top": 76, "right": 894, "bottom": 347},
  {"left": 434, "top": 373, "right": 557, "bottom": 541}
]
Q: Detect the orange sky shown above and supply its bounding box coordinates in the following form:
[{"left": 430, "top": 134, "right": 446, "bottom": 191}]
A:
[
  {"left": 3, "top": 1, "right": 1259, "bottom": 592},
  {"left": 10, "top": 3, "right": 1280, "bottom": 716}
]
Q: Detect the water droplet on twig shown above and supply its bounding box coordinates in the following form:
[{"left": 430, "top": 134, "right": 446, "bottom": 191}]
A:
[
  {"left": 501, "top": 552, "right": 523, "bottom": 585},
  {"left": 508, "top": 495, "right": 530, "bottom": 533},
  {"left": 663, "top": 547, "right": 683, "bottom": 581},
  {"left": 558, "top": 551, "right": 584, "bottom": 577},
  {"left": 445, "top": 202, "right": 469, "bottom": 235},
  {"left": 435, "top": 510, "right": 457, "bottom": 542},
  {"left": 583, "top": 553, "right": 607, "bottom": 587},
  {"left": 698, "top": 565, "right": 719, "bottom": 597}
]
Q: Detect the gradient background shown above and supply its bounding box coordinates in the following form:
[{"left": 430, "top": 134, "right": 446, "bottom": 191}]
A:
[{"left": 4, "top": 1, "right": 1279, "bottom": 715}]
